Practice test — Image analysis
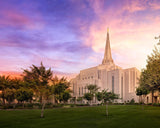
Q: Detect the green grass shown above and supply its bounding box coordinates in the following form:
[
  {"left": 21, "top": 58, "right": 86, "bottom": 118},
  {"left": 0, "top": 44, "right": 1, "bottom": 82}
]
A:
[{"left": 0, "top": 105, "right": 160, "bottom": 128}]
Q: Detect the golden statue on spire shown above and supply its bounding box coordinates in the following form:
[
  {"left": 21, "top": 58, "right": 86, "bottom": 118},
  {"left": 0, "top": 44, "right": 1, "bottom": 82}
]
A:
[{"left": 107, "top": 27, "right": 109, "bottom": 33}]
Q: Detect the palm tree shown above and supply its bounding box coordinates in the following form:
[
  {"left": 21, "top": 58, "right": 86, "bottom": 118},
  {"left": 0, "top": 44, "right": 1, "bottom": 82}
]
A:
[
  {"left": 86, "top": 84, "right": 99, "bottom": 94},
  {"left": 100, "top": 89, "right": 119, "bottom": 117},
  {"left": 85, "top": 84, "right": 99, "bottom": 105}
]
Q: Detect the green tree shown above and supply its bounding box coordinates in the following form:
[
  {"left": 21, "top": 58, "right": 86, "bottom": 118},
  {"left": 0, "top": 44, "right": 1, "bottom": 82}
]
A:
[
  {"left": 42, "top": 85, "right": 53, "bottom": 103},
  {"left": 4, "top": 88, "right": 15, "bottom": 105},
  {"left": 139, "top": 47, "right": 160, "bottom": 104},
  {"left": 61, "top": 90, "right": 71, "bottom": 103},
  {"left": 86, "top": 84, "right": 99, "bottom": 94},
  {"left": 96, "top": 92, "right": 103, "bottom": 103},
  {"left": 23, "top": 62, "right": 53, "bottom": 104},
  {"left": 70, "top": 97, "right": 76, "bottom": 104},
  {"left": 136, "top": 86, "right": 149, "bottom": 104},
  {"left": 77, "top": 97, "right": 83, "bottom": 104},
  {"left": 0, "top": 75, "right": 11, "bottom": 105},
  {"left": 136, "top": 86, "right": 149, "bottom": 110},
  {"left": 85, "top": 84, "right": 99, "bottom": 105},
  {"left": 0, "top": 76, "right": 25, "bottom": 105},
  {"left": 22, "top": 62, "right": 53, "bottom": 118},
  {"left": 15, "top": 87, "right": 33, "bottom": 107},
  {"left": 11, "top": 78, "right": 24, "bottom": 89},
  {"left": 83, "top": 93, "right": 93, "bottom": 104},
  {"left": 96, "top": 89, "right": 119, "bottom": 117},
  {"left": 52, "top": 77, "right": 70, "bottom": 104}
]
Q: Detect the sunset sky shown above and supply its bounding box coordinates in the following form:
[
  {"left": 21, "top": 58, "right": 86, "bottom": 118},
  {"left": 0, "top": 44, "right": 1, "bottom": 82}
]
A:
[{"left": 0, "top": 0, "right": 160, "bottom": 76}]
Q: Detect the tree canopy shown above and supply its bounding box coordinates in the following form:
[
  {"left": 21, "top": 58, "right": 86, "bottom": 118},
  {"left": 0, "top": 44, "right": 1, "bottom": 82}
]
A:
[
  {"left": 23, "top": 62, "right": 53, "bottom": 103},
  {"left": 139, "top": 47, "right": 160, "bottom": 103},
  {"left": 52, "top": 76, "right": 71, "bottom": 103}
]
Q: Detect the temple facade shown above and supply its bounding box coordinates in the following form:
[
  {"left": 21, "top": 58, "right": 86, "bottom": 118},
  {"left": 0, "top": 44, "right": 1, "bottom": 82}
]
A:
[{"left": 70, "top": 29, "right": 140, "bottom": 103}]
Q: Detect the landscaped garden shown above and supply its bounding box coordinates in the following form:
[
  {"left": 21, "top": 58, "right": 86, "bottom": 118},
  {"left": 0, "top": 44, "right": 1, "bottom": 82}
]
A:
[{"left": 0, "top": 105, "right": 160, "bottom": 128}]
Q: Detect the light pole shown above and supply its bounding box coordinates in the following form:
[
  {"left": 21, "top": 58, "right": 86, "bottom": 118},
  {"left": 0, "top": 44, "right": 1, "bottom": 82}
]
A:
[{"left": 155, "top": 35, "right": 160, "bottom": 45}]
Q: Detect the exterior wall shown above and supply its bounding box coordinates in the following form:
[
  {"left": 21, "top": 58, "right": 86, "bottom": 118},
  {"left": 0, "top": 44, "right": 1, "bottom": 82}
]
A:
[
  {"left": 143, "top": 91, "right": 160, "bottom": 104},
  {"left": 122, "top": 68, "right": 140, "bottom": 102},
  {"left": 70, "top": 65, "right": 140, "bottom": 103}
]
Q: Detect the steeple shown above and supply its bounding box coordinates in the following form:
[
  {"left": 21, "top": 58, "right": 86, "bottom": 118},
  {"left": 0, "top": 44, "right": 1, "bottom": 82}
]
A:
[{"left": 102, "top": 28, "right": 114, "bottom": 65}]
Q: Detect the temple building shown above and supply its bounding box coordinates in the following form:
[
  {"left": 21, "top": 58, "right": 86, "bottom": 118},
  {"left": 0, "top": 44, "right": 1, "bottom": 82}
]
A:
[{"left": 70, "top": 29, "right": 140, "bottom": 103}]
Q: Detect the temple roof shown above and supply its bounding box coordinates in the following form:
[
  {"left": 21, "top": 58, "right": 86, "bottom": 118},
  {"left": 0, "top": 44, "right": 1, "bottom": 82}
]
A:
[{"left": 102, "top": 28, "right": 114, "bottom": 65}]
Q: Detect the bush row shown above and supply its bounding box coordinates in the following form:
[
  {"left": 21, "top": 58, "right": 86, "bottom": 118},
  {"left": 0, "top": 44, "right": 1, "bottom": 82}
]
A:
[
  {"left": 147, "top": 103, "right": 160, "bottom": 106},
  {"left": 1, "top": 102, "right": 160, "bottom": 109},
  {"left": 0, "top": 103, "right": 90, "bottom": 109}
]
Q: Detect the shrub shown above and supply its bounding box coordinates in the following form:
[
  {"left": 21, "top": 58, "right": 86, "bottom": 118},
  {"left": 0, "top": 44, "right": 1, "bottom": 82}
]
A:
[
  {"left": 53, "top": 104, "right": 64, "bottom": 108},
  {"left": 0, "top": 104, "right": 14, "bottom": 109},
  {"left": 147, "top": 103, "right": 152, "bottom": 105},
  {"left": 24, "top": 103, "right": 33, "bottom": 108},
  {"left": 153, "top": 103, "right": 160, "bottom": 106},
  {"left": 126, "top": 99, "right": 135, "bottom": 105},
  {"left": 113, "top": 103, "right": 124, "bottom": 105},
  {"left": 45, "top": 103, "right": 53, "bottom": 108},
  {"left": 70, "top": 104, "right": 75, "bottom": 107},
  {"left": 15, "top": 104, "right": 23, "bottom": 109},
  {"left": 33, "top": 103, "right": 42, "bottom": 109},
  {"left": 76, "top": 104, "right": 89, "bottom": 106},
  {"left": 130, "top": 99, "right": 135, "bottom": 104}
]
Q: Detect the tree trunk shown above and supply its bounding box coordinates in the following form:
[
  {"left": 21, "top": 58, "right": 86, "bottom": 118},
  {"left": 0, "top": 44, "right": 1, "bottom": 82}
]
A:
[
  {"left": 2, "top": 97, "right": 5, "bottom": 105},
  {"left": 8, "top": 100, "right": 11, "bottom": 105},
  {"left": 152, "top": 91, "right": 154, "bottom": 104},
  {"left": 54, "top": 98, "right": 57, "bottom": 104},
  {"left": 106, "top": 101, "right": 108, "bottom": 117},
  {"left": 41, "top": 102, "right": 46, "bottom": 118},
  {"left": 2, "top": 90, "right": 5, "bottom": 105},
  {"left": 23, "top": 101, "right": 24, "bottom": 108},
  {"left": 142, "top": 95, "right": 144, "bottom": 110},
  {"left": 40, "top": 94, "right": 42, "bottom": 104}
]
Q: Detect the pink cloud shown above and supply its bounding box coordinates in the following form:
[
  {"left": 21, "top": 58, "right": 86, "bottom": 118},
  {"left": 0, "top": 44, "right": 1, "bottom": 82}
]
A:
[
  {"left": 123, "top": 0, "right": 147, "bottom": 13},
  {"left": 0, "top": 9, "right": 44, "bottom": 30},
  {"left": 149, "top": 2, "right": 160, "bottom": 10},
  {"left": 28, "top": 53, "right": 80, "bottom": 70},
  {"left": 123, "top": 0, "right": 160, "bottom": 12}
]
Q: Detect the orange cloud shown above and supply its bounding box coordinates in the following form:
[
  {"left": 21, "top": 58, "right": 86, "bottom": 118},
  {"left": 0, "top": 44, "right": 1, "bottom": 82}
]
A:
[
  {"left": 0, "top": 71, "right": 77, "bottom": 81},
  {"left": 0, "top": 71, "right": 22, "bottom": 79}
]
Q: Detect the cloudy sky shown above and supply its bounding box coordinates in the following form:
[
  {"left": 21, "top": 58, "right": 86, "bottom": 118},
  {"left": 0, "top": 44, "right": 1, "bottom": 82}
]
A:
[{"left": 0, "top": 0, "right": 160, "bottom": 75}]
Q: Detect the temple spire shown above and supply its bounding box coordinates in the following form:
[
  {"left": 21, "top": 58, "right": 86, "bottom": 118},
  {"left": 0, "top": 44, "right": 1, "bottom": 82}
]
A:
[{"left": 102, "top": 28, "right": 114, "bottom": 65}]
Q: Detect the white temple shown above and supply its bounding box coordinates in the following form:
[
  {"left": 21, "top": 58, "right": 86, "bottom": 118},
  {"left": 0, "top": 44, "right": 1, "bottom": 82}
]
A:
[{"left": 70, "top": 29, "right": 140, "bottom": 103}]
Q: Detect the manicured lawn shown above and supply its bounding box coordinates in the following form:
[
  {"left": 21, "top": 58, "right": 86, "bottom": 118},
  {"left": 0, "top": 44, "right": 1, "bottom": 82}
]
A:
[{"left": 0, "top": 105, "right": 160, "bottom": 128}]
